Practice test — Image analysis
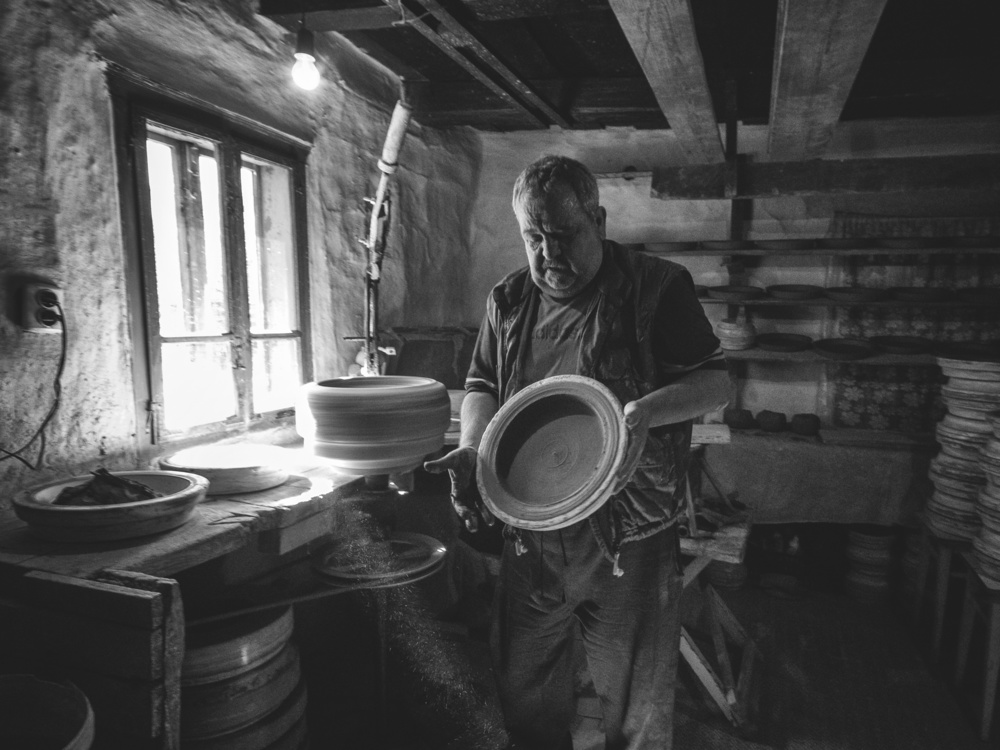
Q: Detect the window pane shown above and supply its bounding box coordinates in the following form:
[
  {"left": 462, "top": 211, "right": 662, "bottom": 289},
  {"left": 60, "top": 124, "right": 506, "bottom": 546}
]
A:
[
  {"left": 252, "top": 337, "right": 301, "bottom": 413},
  {"left": 161, "top": 341, "right": 236, "bottom": 432},
  {"left": 242, "top": 157, "right": 298, "bottom": 334},
  {"left": 146, "top": 132, "right": 228, "bottom": 337}
]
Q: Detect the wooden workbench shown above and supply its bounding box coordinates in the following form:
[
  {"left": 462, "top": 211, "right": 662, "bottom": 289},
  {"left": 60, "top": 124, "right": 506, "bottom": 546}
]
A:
[{"left": 0, "top": 458, "right": 369, "bottom": 750}]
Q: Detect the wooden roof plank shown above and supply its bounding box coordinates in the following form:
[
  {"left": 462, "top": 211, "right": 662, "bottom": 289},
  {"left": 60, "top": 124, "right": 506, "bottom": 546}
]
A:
[
  {"left": 262, "top": 6, "right": 402, "bottom": 32},
  {"left": 414, "top": 0, "right": 573, "bottom": 127},
  {"left": 651, "top": 154, "right": 1000, "bottom": 199},
  {"left": 767, "top": 0, "right": 889, "bottom": 161},
  {"left": 380, "top": 2, "right": 547, "bottom": 127},
  {"left": 607, "top": 0, "right": 724, "bottom": 164}
]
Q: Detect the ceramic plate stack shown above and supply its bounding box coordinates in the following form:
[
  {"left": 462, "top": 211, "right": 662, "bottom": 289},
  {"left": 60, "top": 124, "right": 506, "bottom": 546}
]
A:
[
  {"left": 972, "top": 410, "right": 1000, "bottom": 582},
  {"left": 929, "top": 358, "right": 1000, "bottom": 540},
  {"left": 181, "top": 606, "right": 309, "bottom": 750},
  {"left": 844, "top": 527, "right": 895, "bottom": 600}
]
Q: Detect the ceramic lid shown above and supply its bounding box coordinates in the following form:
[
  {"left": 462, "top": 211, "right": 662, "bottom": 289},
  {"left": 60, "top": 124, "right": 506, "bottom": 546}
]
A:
[{"left": 477, "top": 375, "right": 627, "bottom": 531}]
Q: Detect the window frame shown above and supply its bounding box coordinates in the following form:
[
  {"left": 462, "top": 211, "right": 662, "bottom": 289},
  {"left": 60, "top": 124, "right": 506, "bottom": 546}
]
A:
[{"left": 109, "top": 69, "right": 312, "bottom": 451}]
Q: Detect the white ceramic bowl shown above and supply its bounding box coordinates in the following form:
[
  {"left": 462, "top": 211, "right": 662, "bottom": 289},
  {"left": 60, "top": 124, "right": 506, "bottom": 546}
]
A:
[{"left": 14, "top": 470, "right": 207, "bottom": 542}]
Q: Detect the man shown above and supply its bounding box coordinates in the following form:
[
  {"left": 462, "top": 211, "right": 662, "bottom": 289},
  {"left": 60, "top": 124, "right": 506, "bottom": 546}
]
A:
[{"left": 425, "top": 155, "right": 730, "bottom": 749}]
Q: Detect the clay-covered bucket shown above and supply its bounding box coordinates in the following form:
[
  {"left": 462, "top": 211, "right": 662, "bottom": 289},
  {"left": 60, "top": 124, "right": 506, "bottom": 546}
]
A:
[{"left": 0, "top": 675, "right": 95, "bottom": 750}]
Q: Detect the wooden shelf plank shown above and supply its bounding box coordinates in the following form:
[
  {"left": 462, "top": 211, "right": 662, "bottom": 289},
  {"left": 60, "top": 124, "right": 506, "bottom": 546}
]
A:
[
  {"left": 642, "top": 242, "right": 999, "bottom": 257},
  {"left": 721, "top": 348, "right": 939, "bottom": 365},
  {"left": 699, "top": 297, "right": 999, "bottom": 308}
]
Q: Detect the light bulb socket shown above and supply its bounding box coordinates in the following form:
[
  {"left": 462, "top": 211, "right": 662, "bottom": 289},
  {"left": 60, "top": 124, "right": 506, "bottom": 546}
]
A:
[{"left": 295, "top": 27, "right": 315, "bottom": 59}]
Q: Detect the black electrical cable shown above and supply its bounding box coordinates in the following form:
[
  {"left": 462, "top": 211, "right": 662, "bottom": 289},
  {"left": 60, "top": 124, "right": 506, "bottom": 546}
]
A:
[{"left": 0, "top": 301, "right": 67, "bottom": 469}]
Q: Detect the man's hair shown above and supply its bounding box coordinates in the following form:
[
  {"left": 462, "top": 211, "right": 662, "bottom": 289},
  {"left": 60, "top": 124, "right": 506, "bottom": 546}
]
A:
[{"left": 512, "top": 155, "right": 600, "bottom": 218}]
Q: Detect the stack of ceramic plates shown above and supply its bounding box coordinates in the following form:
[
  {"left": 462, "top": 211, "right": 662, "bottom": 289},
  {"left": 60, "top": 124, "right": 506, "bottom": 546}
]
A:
[
  {"left": 310, "top": 532, "right": 447, "bottom": 589},
  {"left": 181, "top": 606, "right": 309, "bottom": 750},
  {"left": 928, "top": 358, "right": 1000, "bottom": 540},
  {"left": 844, "top": 527, "right": 895, "bottom": 600},
  {"left": 972, "top": 410, "right": 1000, "bottom": 582}
]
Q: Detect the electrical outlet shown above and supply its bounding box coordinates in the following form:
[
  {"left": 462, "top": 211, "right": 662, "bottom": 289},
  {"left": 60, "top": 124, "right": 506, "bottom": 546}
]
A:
[{"left": 21, "top": 283, "right": 64, "bottom": 333}]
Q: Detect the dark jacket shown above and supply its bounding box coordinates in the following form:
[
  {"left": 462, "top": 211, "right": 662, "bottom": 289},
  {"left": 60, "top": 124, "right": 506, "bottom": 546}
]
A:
[{"left": 469, "top": 240, "right": 721, "bottom": 554}]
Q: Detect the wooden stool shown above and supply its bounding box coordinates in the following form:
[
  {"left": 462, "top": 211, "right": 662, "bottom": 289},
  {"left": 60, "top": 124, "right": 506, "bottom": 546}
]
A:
[
  {"left": 679, "top": 519, "right": 759, "bottom": 734},
  {"left": 954, "top": 551, "right": 1000, "bottom": 742},
  {"left": 912, "top": 521, "right": 971, "bottom": 663}
]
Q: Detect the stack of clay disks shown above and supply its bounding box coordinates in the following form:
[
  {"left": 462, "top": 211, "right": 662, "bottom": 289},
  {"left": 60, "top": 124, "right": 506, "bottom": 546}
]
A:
[
  {"left": 180, "top": 606, "right": 308, "bottom": 750},
  {"left": 844, "top": 526, "right": 895, "bottom": 600},
  {"left": 972, "top": 410, "right": 1000, "bottom": 583},
  {"left": 927, "top": 356, "right": 1000, "bottom": 540}
]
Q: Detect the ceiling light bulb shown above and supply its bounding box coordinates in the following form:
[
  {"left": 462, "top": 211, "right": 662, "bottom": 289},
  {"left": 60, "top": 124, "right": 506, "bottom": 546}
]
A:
[
  {"left": 292, "top": 27, "right": 320, "bottom": 90},
  {"left": 292, "top": 53, "right": 320, "bottom": 90}
]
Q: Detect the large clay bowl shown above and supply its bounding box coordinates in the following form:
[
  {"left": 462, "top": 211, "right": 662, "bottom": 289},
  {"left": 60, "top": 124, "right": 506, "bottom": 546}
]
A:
[
  {"left": 0, "top": 675, "right": 95, "bottom": 750},
  {"left": 13, "top": 470, "right": 207, "bottom": 542},
  {"left": 477, "top": 375, "right": 627, "bottom": 531},
  {"left": 296, "top": 376, "right": 450, "bottom": 475}
]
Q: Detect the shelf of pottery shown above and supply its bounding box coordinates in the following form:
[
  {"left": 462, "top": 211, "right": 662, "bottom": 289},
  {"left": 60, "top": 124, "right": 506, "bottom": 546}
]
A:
[{"left": 654, "top": 237, "right": 1000, "bottom": 438}]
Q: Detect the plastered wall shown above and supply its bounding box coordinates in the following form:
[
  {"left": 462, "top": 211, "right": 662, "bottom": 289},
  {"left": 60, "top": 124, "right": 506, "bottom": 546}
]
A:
[{"left": 0, "top": 0, "right": 480, "bottom": 491}]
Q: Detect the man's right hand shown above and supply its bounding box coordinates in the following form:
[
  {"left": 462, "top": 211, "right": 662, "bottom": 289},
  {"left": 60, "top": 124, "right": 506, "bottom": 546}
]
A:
[{"left": 424, "top": 447, "right": 494, "bottom": 533}]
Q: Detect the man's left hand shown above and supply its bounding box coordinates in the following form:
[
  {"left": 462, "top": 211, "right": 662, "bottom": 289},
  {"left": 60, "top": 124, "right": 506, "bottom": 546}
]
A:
[{"left": 612, "top": 400, "right": 651, "bottom": 493}]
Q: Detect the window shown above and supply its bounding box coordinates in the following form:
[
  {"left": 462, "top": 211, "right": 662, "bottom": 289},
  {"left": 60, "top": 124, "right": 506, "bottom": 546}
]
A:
[{"left": 112, "top": 77, "right": 310, "bottom": 445}]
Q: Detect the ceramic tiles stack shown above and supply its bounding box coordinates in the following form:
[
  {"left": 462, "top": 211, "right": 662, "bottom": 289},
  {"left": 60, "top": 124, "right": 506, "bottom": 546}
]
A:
[
  {"left": 844, "top": 526, "right": 895, "bottom": 600},
  {"left": 972, "top": 410, "right": 1000, "bottom": 582},
  {"left": 926, "top": 357, "right": 1000, "bottom": 540}
]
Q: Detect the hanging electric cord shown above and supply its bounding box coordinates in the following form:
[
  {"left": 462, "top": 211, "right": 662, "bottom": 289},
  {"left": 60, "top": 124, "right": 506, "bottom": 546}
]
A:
[{"left": 0, "top": 302, "right": 66, "bottom": 470}]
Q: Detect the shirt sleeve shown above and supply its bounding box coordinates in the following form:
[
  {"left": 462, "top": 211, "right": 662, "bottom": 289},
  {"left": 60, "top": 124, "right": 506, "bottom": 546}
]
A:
[
  {"left": 651, "top": 268, "right": 726, "bottom": 380},
  {"left": 465, "top": 300, "right": 500, "bottom": 399}
]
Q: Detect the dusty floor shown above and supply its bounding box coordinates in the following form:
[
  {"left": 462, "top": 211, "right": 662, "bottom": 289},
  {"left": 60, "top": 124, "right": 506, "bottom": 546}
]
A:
[{"left": 294, "top": 524, "right": 996, "bottom": 750}]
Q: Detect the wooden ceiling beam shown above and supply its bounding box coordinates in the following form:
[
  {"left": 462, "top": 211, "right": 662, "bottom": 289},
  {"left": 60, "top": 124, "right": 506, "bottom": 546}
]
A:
[
  {"left": 403, "top": 0, "right": 572, "bottom": 128},
  {"left": 650, "top": 154, "right": 1000, "bottom": 199},
  {"left": 767, "top": 0, "right": 888, "bottom": 161},
  {"left": 260, "top": 6, "right": 401, "bottom": 32},
  {"left": 607, "top": 0, "right": 724, "bottom": 164}
]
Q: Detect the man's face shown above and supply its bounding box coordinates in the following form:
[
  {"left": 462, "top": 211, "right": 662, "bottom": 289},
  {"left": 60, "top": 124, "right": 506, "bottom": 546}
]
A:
[{"left": 515, "top": 182, "right": 606, "bottom": 299}]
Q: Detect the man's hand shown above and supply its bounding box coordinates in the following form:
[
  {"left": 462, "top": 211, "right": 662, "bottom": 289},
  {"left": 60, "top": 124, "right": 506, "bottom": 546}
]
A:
[
  {"left": 424, "top": 447, "right": 495, "bottom": 533},
  {"left": 612, "top": 400, "right": 651, "bottom": 494}
]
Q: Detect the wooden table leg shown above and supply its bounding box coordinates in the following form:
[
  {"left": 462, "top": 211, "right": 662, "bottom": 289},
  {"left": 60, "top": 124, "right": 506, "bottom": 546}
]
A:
[
  {"left": 912, "top": 525, "right": 931, "bottom": 625},
  {"left": 981, "top": 600, "right": 1000, "bottom": 741},
  {"left": 932, "top": 545, "right": 954, "bottom": 663},
  {"left": 955, "top": 567, "right": 978, "bottom": 687}
]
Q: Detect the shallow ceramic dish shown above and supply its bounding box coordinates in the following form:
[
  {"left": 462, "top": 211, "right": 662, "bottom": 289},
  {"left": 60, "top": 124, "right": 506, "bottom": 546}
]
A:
[
  {"left": 823, "top": 286, "right": 888, "bottom": 303},
  {"left": 868, "top": 335, "right": 933, "bottom": 356},
  {"left": 888, "top": 287, "right": 952, "bottom": 303},
  {"left": 934, "top": 342, "right": 1000, "bottom": 363},
  {"left": 765, "top": 284, "right": 824, "bottom": 301},
  {"left": 755, "top": 333, "right": 813, "bottom": 352},
  {"left": 160, "top": 444, "right": 290, "bottom": 496},
  {"left": 707, "top": 285, "right": 766, "bottom": 302},
  {"left": 13, "top": 470, "right": 207, "bottom": 542},
  {"left": 813, "top": 338, "right": 875, "bottom": 361},
  {"left": 478, "top": 375, "right": 626, "bottom": 531}
]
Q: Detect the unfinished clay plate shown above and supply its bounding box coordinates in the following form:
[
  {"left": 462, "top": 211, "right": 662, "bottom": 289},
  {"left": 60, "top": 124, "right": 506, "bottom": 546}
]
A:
[
  {"left": 477, "top": 375, "right": 626, "bottom": 531},
  {"left": 160, "top": 444, "right": 290, "bottom": 496},
  {"left": 765, "top": 284, "right": 824, "bottom": 301},
  {"left": 707, "top": 285, "right": 766, "bottom": 302}
]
